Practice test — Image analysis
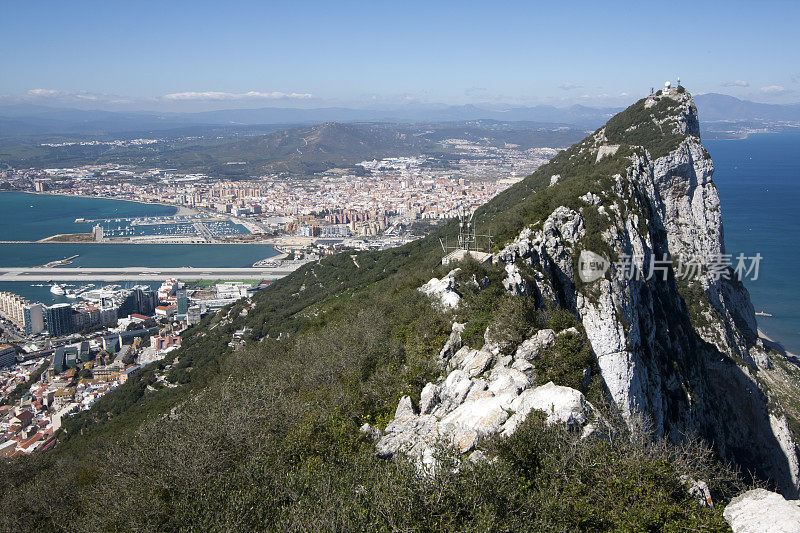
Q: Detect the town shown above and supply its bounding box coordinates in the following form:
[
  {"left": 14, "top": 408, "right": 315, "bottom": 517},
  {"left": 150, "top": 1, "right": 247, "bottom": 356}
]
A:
[
  {"left": 0, "top": 277, "right": 268, "bottom": 456},
  {"left": 0, "top": 138, "right": 560, "bottom": 256}
]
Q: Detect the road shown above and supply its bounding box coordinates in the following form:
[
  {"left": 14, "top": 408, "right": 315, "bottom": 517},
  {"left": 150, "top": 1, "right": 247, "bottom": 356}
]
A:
[{"left": 0, "top": 264, "right": 306, "bottom": 281}]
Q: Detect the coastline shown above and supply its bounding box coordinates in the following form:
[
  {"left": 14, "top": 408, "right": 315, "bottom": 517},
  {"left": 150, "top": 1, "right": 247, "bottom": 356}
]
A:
[{"left": 758, "top": 327, "right": 799, "bottom": 358}]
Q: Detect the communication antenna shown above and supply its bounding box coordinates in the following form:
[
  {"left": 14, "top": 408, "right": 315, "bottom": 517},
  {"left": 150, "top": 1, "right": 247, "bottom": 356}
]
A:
[{"left": 439, "top": 205, "right": 492, "bottom": 254}]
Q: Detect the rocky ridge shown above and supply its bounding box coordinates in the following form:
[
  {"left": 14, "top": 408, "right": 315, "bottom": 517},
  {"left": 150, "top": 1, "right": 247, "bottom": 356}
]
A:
[
  {"left": 373, "top": 317, "right": 599, "bottom": 465},
  {"left": 376, "top": 88, "right": 800, "bottom": 498}
]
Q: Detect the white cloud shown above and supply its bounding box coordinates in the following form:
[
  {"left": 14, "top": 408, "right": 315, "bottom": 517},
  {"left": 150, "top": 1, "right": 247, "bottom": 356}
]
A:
[
  {"left": 26, "top": 88, "right": 65, "bottom": 97},
  {"left": 162, "top": 90, "right": 313, "bottom": 101},
  {"left": 25, "top": 89, "right": 106, "bottom": 101},
  {"left": 760, "top": 85, "right": 788, "bottom": 94},
  {"left": 721, "top": 80, "right": 749, "bottom": 87},
  {"left": 558, "top": 82, "right": 581, "bottom": 91}
]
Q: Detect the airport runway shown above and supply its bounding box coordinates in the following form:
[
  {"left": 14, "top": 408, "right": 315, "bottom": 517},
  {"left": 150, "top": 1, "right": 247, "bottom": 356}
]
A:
[{"left": 0, "top": 264, "right": 304, "bottom": 281}]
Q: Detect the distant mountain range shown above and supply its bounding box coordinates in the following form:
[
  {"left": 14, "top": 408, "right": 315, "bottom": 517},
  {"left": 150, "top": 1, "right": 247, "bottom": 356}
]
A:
[
  {"left": 1, "top": 93, "right": 798, "bottom": 139},
  {"left": 0, "top": 102, "right": 617, "bottom": 137},
  {"left": 693, "top": 93, "right": 800, "bottom": 122},
  {"left": 0, "top": 120, "right": 588, "bottom": 175}
]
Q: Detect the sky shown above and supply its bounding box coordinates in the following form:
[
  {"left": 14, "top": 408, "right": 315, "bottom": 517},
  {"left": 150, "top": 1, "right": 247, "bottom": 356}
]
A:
[{"left": 1, "top": 0, "right": 798, "bottom": 111}]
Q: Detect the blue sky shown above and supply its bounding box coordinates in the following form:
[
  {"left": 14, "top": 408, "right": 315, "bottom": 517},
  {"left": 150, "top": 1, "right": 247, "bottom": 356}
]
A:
[{"left": 1, "top": 0, "right": 798, "bottom": 110}]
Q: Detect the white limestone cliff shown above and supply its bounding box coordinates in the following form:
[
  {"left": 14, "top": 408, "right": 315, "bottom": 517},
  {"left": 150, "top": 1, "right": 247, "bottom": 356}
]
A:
[
  {"left": 489, "top": 90, "right": 800, "bottom": 497},
  {"left": 379, "top": 89, "right": 800, "bottom": 499}
]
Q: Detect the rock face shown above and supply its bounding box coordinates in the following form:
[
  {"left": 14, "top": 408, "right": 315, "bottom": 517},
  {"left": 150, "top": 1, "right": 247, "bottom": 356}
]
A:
[
  {"left": 723, "top": 489, "right": 800, "bottom": 533},
  {"left": 376, "top": 324, "right": 598, "bottom": 462},
  {"left": 419, "top": 269, "right": 461, "bottom": 309},
  {"left": 392, "top": 89, "right": 799, "bottom": 497},
  {"left": 488, "top": 90, "right": 800, "bottom": 497}
]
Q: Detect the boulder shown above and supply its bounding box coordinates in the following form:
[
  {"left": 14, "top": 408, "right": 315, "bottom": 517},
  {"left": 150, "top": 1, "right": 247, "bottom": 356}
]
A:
[
  {"left": 440, "top": 396, "right": 511, "bottom": 444},
  {"left": 419, "top": 382, "right": 440, "bottom": 415},
  {"left": 680, "top": 475, "right": 713, "bottom": 507},
  {"left": 723, "top": 489, "right": 800, "bottom": 532},
  {"left": 451, "top": 347, "right": 494, "bottom": 377},
  {"left": 503, "top": 263, "right": 530, "bottom": 296},
  {"left": 515, "top": 329, "right": 556, "bottom": 361},
  {"left": 419, "top": 269, "right": 461, "bottom": 309},
  {"left": 439, "top": 322, "right": 465, "bottom": 361},
  {"left": 503, "top": 381, "right": 595, "bottom": 435}
]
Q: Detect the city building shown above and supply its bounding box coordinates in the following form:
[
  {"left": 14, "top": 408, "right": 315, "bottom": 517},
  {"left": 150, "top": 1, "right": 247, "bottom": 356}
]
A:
[
  {"left": 186, "top": 305, "right": 202, "bottom": 326},
  {"left": 45, "top": 304, "right": 73, "bottom": 337},
  {"left": 151, "top": 334, "right": 181, "bottom": 352},
  {"left": 155, "top": 305, "right": 177, "bottom": 318},
  {"left": 23, "top": 304, "right": 45, "bottom": 335},
  {"left": 176, "top": 287, "right": 188, "bottom": 315},
  {"left": 0, "top": 344, "right": 16, "bottom": 367}
]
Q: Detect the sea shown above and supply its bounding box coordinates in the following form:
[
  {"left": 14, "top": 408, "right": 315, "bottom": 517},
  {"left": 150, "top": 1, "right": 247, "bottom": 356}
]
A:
[
  {"left": 1, "top": 134, "right": 798, "bottom": 352},
  {"left": 707, "top": 132, "right": 800, "bottom": 354},
  {"left": 0, "top": 192, "right": 278, "bottom": 305}
]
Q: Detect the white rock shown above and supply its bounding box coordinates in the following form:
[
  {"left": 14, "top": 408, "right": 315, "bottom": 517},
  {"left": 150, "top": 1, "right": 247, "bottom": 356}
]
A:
[
  {"left": 580, "top": 191, "right": 602, "bottom": 205},
  {"left": 488, "top": 366, "right": 530, "bottom": 396},
  {"left": 452, "top": 348, "right": 494, "bottom": 377},
  {"left": 680, "top": 475, "right": 713, "bottom": 507},
  {"left": 507, "top": 382, "right": 594, "bottom": 431},
  {"left": 596, "top": 144, "right": 620, "bottom": 162},
  {"left": 419, "top": 382, "right": 440, "bottom": 415},
  {"left": 515, "top": 329, "right": 556, "bottom": 361},
  {"left": 723, "top": 489, "right": 800, "bottom": 533},
  {"left": 503, "top": 263, "right": 529, "bottom": 295},
  {"left": 359, "top": 423, "right": 382, "bottom": 441},
  {"left": 441, "top": 396, "right": 511, "bottom": 437},
  {"left": 419, "top": 269, "right": 461, "bottom": 309},
  {"left": 439, "top": 322, "right": 465, "bottom": 361}
]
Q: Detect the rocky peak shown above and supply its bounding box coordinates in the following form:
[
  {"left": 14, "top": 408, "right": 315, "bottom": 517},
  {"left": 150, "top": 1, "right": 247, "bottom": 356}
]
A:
[{"left": 382, "top": 88, "right": 800, "bottom": 498}]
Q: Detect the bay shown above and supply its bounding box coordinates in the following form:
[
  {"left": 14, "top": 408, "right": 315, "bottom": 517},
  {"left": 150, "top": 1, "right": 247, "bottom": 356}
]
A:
[{"left": 0, "top": 191, "right": 176, "bottom": 241}]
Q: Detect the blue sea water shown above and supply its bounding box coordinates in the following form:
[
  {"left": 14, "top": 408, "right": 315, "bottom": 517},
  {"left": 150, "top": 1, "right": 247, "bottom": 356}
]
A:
[
  {"left": 0, "top": 192, "right": 177, "bottom": 241},
  {"left": 0, "top": 192, "right": 278, "bottom": 305},
  {"left": 707, "top": 132, "right": 800, "bottom": 354}
]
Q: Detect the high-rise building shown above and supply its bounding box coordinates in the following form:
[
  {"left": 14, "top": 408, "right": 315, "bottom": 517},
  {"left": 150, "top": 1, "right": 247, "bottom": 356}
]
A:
[
  {"left": 118, "top": 288, "right": 157, "bottom": 318},
  {"left": 45, "top": 303, "right": 74, "bottom": 337},
  {"left": 0, "top": 344, "right": 16, "bottom": 367},
  {"left": 176, "top": 287, "right": 188, "bottom": 315},
  {"left": 186, "top": 305, "right": 202, "bottom": 326},
  {"left": 23, "top": 303, "right": 45, "bottom": 335}
]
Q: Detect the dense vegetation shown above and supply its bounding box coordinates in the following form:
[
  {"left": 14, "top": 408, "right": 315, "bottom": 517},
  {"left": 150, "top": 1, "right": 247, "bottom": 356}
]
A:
[{"left": 0, "top": 93, "right": 752, "bottom": 530}]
